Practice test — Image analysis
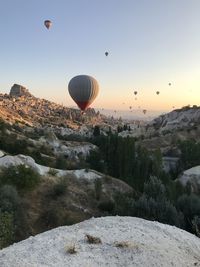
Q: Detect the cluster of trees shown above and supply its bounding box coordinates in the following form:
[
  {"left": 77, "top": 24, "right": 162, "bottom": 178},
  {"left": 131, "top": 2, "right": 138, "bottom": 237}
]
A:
[
  {"left": 88, "top": 134, "right": 163, "bottom": 191},
  {"left": 88, "top": 133, "right": 200, "bottom": 237},
  {"left": 178, "top": 139, "right": 200, "bottom": 170}
]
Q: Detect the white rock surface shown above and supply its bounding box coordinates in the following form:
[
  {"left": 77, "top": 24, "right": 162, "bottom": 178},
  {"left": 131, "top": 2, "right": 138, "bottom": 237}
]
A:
[
  {"left": 0, "top": 217, "right": 200, "bottom": 267},
  {"left": 179, "top": 166, "right": 200, "bottom": 190},
  {"left": 0, "top": 150, "right": 4, "bottom": 157},
  {"left": 0, "top": 154, "right": 102, "bottom": 180},
  {"left": 148, "top": 107, "right": 200, "bottom": 134}
]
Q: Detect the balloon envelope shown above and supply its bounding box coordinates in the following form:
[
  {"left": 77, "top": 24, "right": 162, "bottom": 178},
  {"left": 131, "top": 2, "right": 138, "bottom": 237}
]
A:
[
  {"left": 105, "top": 52, "right": 108, "bottom": 56},
  {"left": 44, "top": 20, "right": 52, "bottom": 29},
  {"left": 68, "top": 75, "right": 99, "bottom": 111}
]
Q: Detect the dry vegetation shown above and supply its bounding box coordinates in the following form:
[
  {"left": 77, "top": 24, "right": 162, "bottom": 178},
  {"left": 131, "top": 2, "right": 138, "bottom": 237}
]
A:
[{"left": 85, "top": 234, "right": 102, "bottom": 244}]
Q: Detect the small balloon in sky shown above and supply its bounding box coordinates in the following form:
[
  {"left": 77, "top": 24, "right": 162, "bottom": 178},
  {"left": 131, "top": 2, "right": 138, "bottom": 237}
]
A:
[
  {"left": 44, "top": 20, "right": 52, "bottom": 29},
  {"left": 68, "top": 75, "right": 99, "bottom": 112},
  {"left": 105, "top": 52, "right": 109, "bottom": 56},
  {"left": 156, "top": 91, "right": 160, "bottom": 95},
  {"left": 134, "top": 91, "right": 137, "bottom": 95},
  {"left": 143, "top": 109, "right": 147, "bottom": 114},
  {"left": 168, "top": 83, "right": 171, "bottom": 86}
]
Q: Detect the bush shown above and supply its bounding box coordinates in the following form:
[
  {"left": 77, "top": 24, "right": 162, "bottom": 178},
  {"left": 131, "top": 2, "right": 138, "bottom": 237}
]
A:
[
  {"left": 177, "top": 194, "right": 200, "bottom": 232},
  {"left": 192, "top": 216, "right": 200, "bottom": 237},
  {"left": 98, "top": 199, "right": 115, "bottom": 213},
  {"left": 40, "top": 204, "right": 69, "bottom": 229},
  {"left": 132, "top": 195, "right": 184, "bottom": 228},
  {"left": 48, "top": 168, "right": 58, "bottom": 176},
  {"left": 0, "top": 212, "right": 14, "bottom": 249},
  {"left": 0, "top": 185, "right": 29, "bottom": 243},
  {"left": 94, "top": 179, "right": 102, "bottom": 200},
  {"left": 0, "top": 165, "right": 41, "bottom": 193},
  {"left": 49, "top": 178, "right": 68, "bottom": 199},
  {"left": 0, "top": 185, "right": 20, "bottom": 213}
]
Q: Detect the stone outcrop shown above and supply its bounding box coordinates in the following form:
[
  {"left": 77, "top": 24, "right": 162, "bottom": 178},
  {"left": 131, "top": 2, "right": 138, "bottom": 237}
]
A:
[
  {"left": 178, "top": 166, "right": 200, "bottom": 193},
  {"left": 9, "top": 84, "right": 32, "bottom": 98}
]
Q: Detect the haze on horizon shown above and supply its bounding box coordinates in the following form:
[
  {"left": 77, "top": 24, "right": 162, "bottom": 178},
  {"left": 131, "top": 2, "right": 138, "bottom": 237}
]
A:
[{"left": 0, "top": 0, "right": 199, "bottom": 115}]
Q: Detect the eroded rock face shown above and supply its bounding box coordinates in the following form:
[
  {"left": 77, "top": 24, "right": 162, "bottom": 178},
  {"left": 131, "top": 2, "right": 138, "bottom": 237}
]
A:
[{"left": 9, "top": 84, "right": 32, "bottom": 98}]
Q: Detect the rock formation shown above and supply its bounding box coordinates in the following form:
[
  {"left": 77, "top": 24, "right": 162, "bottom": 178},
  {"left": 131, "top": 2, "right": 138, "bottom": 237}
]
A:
[{"left": 9, "top": 84, "right": 32, "bottom": 98}]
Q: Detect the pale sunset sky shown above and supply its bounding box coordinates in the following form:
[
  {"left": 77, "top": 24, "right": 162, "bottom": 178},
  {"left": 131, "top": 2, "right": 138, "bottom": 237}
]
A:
[{"left": 0, "top": 0, "right": 199, "bottom": 113}]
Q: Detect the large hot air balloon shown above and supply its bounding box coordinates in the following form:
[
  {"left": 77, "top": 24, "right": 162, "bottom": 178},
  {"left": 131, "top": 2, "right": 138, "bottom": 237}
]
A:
[
  {"left": 44, "top": 20, "right": 52, "bottom": 29},
  {"left": 105, "top": 52, "right": 109, "bottom": 56},
  {"left": 68, "top": 75, "right": 99, "bottom": 111}
]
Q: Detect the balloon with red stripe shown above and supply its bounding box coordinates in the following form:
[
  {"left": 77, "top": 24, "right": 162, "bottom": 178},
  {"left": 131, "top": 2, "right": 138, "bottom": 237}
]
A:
[{"left": 68, "top": 75, "right": 99, "bottom": 111}]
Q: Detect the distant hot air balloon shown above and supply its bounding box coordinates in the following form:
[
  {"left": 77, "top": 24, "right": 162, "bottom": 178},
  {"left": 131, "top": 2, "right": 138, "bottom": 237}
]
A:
[
  {"left": 134, "top": 91, "right": 137, "bottom": 95},
  {"left": 44, "top": 20, "right": 52, "bottom": 29},
  {"left": 168, "top": 83, "right": 171, "bottom": 86},
  {"left": 68, "top": 75, "right": 99, "bottom": 112},
  {"left": 143, "top": 109, "right": 147, "bottom": 114},
  {"left": 156, "top": 91, "right": 160, "bottom": 95},
  {"left": 129, "top": 106, "right": 132, "bottom": 110},
  {"left": 105, "top": 52, "right": 109, "bottom": 56}
]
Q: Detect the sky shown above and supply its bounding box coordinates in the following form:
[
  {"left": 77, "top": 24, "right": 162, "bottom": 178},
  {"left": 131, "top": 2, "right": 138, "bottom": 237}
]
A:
[{"left": 0, "top": 0, "right": 200, "bottom": 115}]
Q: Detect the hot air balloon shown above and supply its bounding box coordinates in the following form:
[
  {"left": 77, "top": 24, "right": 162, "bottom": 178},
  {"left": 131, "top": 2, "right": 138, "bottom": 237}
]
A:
[
  {"left": 105, "top": 52, "right": 109, "bottom": 56},
  {"left": 143, "top": 109, "right": 147, "bottom": 114},
  {"left": 156, "top": 91, "right": 160, "bottom": 95},
  {"left": 44, "top": 20, "right": 52, "bottom": 29},
  {"left": 168, "top": 83, "right": 171, "bottom": 86},
  {"left": 134, "top": 91, "right": 137, "bottom": 95},
  {"left": 129, "top": 106, "right": 132, "bottom": 110},
  {"left": 68, "top": 75, "right": 99, "bottom": 112}
]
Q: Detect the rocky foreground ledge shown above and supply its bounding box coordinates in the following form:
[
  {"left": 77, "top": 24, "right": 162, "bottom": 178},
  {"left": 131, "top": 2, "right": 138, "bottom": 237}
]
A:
[{"left": 0, "top": 217, "right": 200, "bottom": 267}]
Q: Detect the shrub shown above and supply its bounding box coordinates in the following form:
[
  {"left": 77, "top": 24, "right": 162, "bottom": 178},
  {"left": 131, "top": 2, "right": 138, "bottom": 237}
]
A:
[
  {"left": 48, "top": 168, "right": 58, "bottom": 176},
  {"left": 132, "top": 195, "right": 184, "bottom": 228},
  {"left": 0, "top": 185, "right": 20, "bottom": 213},
  {"left": 0, "top": 185, "right": 29, "bottom": 243},
  {"left": 94, "top": 179, "right": 102, "bottom": 200},
  {"left": 177, "top": 194, "right": 200, "bottom": 232},
  {"left": 0, "top": 165, "right": 41, "bottom": 193},
  {"left": 192, "top": 216, "right": 200, "bottom": 237},
  {"left": 85, "top": 234, "right": 102, "bottom": 244},
  {"left": 0, "top": 212, "right": 14, "bottom": 249},
  {"left": 66, "top": 243, "right": 77, "bottom": 254},
  {"left": 50, "top": 178, "right": 68, "bottom": 199},
  {"left": 98, "top": 199, "right": 115, "bottom": 213},
  {"left": 40, "top": 203, "right": 70, "bottom": 229}
]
